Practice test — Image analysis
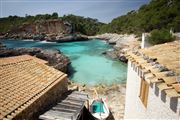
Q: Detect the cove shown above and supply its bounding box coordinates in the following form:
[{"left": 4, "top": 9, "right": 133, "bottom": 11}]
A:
[{"left": 1, "top": 39, "right": 127, "bottom": 86}]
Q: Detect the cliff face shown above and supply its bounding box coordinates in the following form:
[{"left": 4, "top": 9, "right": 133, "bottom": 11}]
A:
[
  {"left": 2, "top": 19, "right": 89, "bottom": 41},
  {"left": 5, "top": 19, "right": 73, "bottom": 40}
]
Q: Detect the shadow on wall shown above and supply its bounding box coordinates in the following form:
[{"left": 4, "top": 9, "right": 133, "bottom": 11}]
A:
[{"left": 154, "top": 83, "right": 178, "bottom": 113}]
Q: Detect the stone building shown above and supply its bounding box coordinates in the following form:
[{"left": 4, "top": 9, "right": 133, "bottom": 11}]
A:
[
  {"left": 0, "top": 55, "right": 68, "bottom": 120},
  {"left": 124, "top": 40, "right": 180, "bottom": 119}
]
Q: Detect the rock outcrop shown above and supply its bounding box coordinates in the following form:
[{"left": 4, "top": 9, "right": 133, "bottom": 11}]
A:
[
  {"left": 0, "top": 42, "right": 70, "bottom": 72},
  {"left": 46, "top": 33, "right": 89, "bottom": 42},
  {"left": 1, "top": 19, "right": 88, "bottom": 42},
  {"left": 90, "top": 33, "right": 140, "bottom": 62}
]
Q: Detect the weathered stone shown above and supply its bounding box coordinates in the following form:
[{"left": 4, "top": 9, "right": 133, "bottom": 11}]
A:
[
  {"left": 0, "top": 43, "right": 70, "bottom": 72},
  {"left": 1, "top": 19, "right": 89, "bottom": 42},
  {"left": 47, "top": 33, "right": 89, "bottom": 42},
  {"left": 106, "top": 50, "right": 118, "bottom": 59},
  {"left": 90, "top": 33, "right": 140, "bottom": 63},
  {"left": 118, "top": 54, "right": 128, "bottom": 63}
]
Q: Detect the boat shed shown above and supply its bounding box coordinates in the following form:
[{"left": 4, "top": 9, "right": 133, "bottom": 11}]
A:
[{"left": 0, "top": 55, "right": 68, "bottom": 120}]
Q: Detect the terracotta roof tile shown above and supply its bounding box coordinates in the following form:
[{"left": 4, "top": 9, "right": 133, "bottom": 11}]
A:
[
  {"left": 0, "top": 55, "right": 67, "bottom": 119},
  {"left": 0, "top": 55, "right": 48, "bottom": 66}
]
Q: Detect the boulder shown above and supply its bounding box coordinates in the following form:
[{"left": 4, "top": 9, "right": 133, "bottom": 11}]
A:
[
  {"left": 47, "top": 34, "right": 89, "bottom": 42},
  {"left": 33, "top": 34, "right": 46, "bottom": 41},
  {"left": 106, "top": 50, "right": 118, "bottom": 59},
  {"left": 118, "top": 55, "right": 128, "bottom": 63},
  {"left": 0, "top": 43, "right": 70, "bottom": 72}
]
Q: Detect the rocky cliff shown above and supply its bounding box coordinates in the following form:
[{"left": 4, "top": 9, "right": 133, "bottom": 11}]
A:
[
  {"left": 2, "top": 19, "right": 88, "bottom": 42},
  {"left": 0, "top": 42, "right": 70, "bottom": 72}
]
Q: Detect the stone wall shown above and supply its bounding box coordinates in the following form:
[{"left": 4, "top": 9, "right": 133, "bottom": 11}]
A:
[
  {"left": 124, "top": 61, "right": 180, "bottom": 119},
  {"left": 13, "top": 76, "right": 68, "bottom": 120}
]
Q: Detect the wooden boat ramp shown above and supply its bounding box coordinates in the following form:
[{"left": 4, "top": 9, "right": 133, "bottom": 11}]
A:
[{"left": 39, "top": 91, "right": 89, "bottom": 120}]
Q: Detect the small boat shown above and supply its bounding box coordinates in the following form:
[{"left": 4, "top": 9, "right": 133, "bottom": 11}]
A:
[
  {"left": 89, "top": 89, "right": 110, "bottom": 120},
  {"left": 90, "top": 98, "right": 110, "bottom": 120}
]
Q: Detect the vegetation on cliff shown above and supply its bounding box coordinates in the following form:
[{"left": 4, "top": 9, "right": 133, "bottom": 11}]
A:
[
  {"left": 0, "top": 0, "right": 179, "bottom": 38},
  {"left": 62, "top": 14, "right": 104, "bottom": 35},
  {"left": 99, "top": 0, "right": 180, "bottom": 34},
  {"left": 0, "top": 13, "right": 59, "bottom": 33},
  {"left": 0, "top": 13, "right": 104, "bottom": 36}
]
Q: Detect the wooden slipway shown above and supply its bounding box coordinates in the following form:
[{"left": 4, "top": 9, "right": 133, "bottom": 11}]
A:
[{"left": 39, "top": 91, "right": 88, "bottom": 120}]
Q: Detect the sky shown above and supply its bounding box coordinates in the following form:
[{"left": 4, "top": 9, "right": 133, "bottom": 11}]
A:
[{"left": 0, "top": 0, "right": 150, "bottom": 23}]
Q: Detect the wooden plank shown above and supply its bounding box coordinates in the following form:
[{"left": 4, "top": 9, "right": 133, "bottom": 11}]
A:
[
  {"left": 139, "top": 79, "right": 144, "bottom": 100},
  {"left": 62, "top": 98, "right": 84, "bottom": 103},
  {"left": 60, "top": 101, "right": 83, "bottom": 107},
  {"left": 40, "top": 114, "right": 71, "bottom": 120},
  {"left": 39, "top": 91, "right": 87, "bottom": 120},
  {"left": 140, "top": 79, "right": 145, "bottom": 102},
  {"left": 67, "top": 96, "right": 88, "bottom": 101},
  {"left": 68, "top": 94, "right": 88, "bottom": 100},
  {"left": 52, "top": 107, "right": 77, "bottom": 113},
  {"left": 144, "top": 81, "right": 149, "bottom": 108},
  {"left": 67, "top": 94, "right": 87, "bottom": 100},
  {"left": 65, "top": 98, "right": 85, "bottom": 103},
  {"left": 55, "top": 103, "right": 81, "bottom": 110},
  {"left": 42, "top": 110, "right": 74, "bottom": 118},
  {"left": 40, "top": 115, "right": 61, "bottom": 120}
]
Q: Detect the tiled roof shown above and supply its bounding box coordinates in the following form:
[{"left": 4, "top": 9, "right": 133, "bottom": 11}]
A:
[
  {"left": 0, "top": 55, "right": 67, "bottom": 119},
  {"left": 126, "top": 40, "right": 180, "bottom": 97},
  {"left": 0, "top": 55, "right": 48, "bottom": 66}
]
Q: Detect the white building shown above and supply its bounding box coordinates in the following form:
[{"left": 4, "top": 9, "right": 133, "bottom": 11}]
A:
[{"left": 124, "top": 40, "right": 180, "bottom": 119}]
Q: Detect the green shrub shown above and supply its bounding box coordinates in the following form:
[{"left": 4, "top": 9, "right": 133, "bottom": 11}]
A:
[{"left": 147, "top": 29, "right": 175, "bottom": 44}]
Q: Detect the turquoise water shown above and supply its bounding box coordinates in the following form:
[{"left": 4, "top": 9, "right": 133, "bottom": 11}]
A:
[{"left": 1, "top": 39, "right": 127, "bottom": 86}]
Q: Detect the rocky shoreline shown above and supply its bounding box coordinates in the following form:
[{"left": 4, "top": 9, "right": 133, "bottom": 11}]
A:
[
  {"left": 0, "top": 40, "right": 127, "bottom": 120},
  {"left": 0, "top": 33, "right": 89, "bottom": 42},
  {"left": 0, "top": 42, "right": 70, "bottom": 72},
  {"left": 0, "top": 33, "right": 136, "bottom": 120},
  {"left": 89, "top": 33, "right": 140, "bottom": 63},
  {"left": 68, "top": 81, "right": 126, "bottom": 120},
  {"left": 0, "top": 18, "right": 139, "bottom": 120}
]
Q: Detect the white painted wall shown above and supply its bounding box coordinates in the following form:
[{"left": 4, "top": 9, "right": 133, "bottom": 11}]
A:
[
  {"left": 124, "top": 60, "right": 180, "bottom": 120},
  {"left": 141, "top": 33, "right": 145, "bottom": 49},
  {"left": 141, "top": 33, "right": 152, "bottom": 48}
]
